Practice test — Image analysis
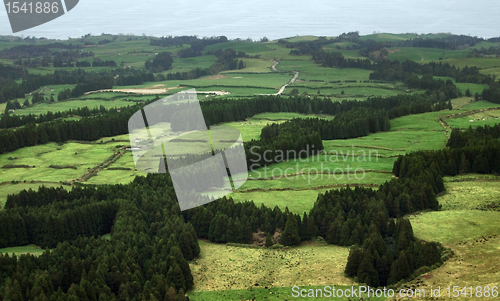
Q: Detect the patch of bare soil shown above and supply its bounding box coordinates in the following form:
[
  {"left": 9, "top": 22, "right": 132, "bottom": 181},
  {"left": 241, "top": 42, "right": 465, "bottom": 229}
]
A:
[{"left": 207, "top": 74, "right": 230, "bottom": 80}]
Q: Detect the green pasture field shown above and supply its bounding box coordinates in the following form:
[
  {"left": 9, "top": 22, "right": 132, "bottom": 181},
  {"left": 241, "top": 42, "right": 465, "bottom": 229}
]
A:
[
  {"left": 410, "top": 209, "right": 500, "bottom": 249},
  {"left": 460, "top": 100, "right": 500, "bottom": 110},
  {"left": 237, "top": 172, "right": 392, "bottom": 192},
  {"left": 406, "top": 176, "right": 500, "bottom": 295},
  {"left": 168, "top": 55, "right": 217, "bottom": 73},
  {"left": 230, "top": 189, "right": 330, "bottom": 215},
  {"left": 387, "top": 47, "right": 468, "bottom": 63},
  {"left": 323, "top": 129, "right": 447, "bottom": 155},
  {"left": 188, "top": 240, "right": 355, "bottom": 293},
  {"left": 0, "top": 141, "right": 123, "bottom": 183},
  {"left": 204, "top": 41, "right": 274, "bottom": 53},
  {"left": 323, "top": 42, "right": 359, "bottom": 51},
  {"left": 390, "top": 110, "right": 457, "bottom": 131},
  {"left": 86, "top": 152, "right": 144, "bottom": 185},
  {"left": 0, "top": 244, "right": 45, "bottom": 256},
  {"left": 221, "top": 112, "right": 333, "bottom": 141},
  {"left": 0, "top": 182, "right": 69, "bottom": 209},
  {"left": 455, "top": 82, "right": 488, "bottom": 96},
  {"left": 277, "top": 60, "right": 372, "bottom": 81},
  {"left": 252, "top": 43, "right": 309, "bottom": 61},
  {"left": 121, "top": 72, "right": 293, "bottom": 91},
  {"left": 467, "top": 41, "right": 500, "bottom": 50},
  {"left": 446, "top": 109, "right": 500, "bottom": 129},
  {"left": 444, "top": 57, "right": 500, "bottom": 69},
  {"left": 280, "top": 36, "right": 320, "bottom": 42},
  {"left": 433, "top": 77, "right": 488, "bottom": 96},
  {"left": 480, "top": 66, "right": 500, "bottom": 77},
  {"left": 288, "top": 86, "right": 406, "bottom": 98},
  {"left": 438, "top": 175, "right": 500, "bottom": 210},
  {"left": 451, "top": 96, "right": 476, "bottom": 109},
  {"left": 221, "top": 58, "right": 274, "bottom": 73},
  {"left": 248, "top": 155, "right": 396, "bottom": 178}
]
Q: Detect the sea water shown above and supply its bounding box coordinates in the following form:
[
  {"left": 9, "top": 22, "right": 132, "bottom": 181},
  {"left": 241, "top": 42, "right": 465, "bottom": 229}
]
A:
[{"left": 1, "top": 0, "right": 498, "bottom": 39}]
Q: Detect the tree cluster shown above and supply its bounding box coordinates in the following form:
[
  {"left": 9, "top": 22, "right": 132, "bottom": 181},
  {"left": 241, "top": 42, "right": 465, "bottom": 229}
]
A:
[{"left": 0, "top": 174, "right": 200, "bottom": 300}]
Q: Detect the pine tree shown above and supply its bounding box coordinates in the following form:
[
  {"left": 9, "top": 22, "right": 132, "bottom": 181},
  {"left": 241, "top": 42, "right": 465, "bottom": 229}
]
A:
[
  {"left": 265, "top": 233, "right": 273, "bottom": 247},
  {"left": 388, "top": 251, "right": 412, "bottom": 284},
  {"left": 357, "top": 253, "right": 379, "bottom": 287},
  {"left": 166, "top": 263, "right": 186, "bottom": 292},
  {"left": 344, "top": 246, "right": 363, "bottom": 277},
  {"left": 281, "top": 213, "right": 301, "bottom": 246}
]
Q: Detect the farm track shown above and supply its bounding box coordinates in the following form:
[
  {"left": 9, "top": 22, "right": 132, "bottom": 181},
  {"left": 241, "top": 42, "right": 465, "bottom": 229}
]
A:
[
  {"left": 259, "top": 60, "right": 299, "bottom": 95},
  {"left": 73, "top": 147, "right": 127, "bottom": 183}
]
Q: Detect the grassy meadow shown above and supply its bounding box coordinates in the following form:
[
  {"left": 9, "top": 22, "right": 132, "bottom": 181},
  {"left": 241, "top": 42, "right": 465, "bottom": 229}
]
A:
[
  {"left": 0, "top": 141, "right": 126, "bottom": 184},
  {"left": 407, "top": 177, "right": 500, "bottom": 297},
  {"left": 2, "top": 33, "right": 500, "bottom": 299}
]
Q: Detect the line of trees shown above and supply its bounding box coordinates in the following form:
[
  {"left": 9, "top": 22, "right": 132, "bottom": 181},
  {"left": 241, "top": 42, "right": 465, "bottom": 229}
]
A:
[{"left": 0, "top": 104, "right": 128, "bottom": 129}]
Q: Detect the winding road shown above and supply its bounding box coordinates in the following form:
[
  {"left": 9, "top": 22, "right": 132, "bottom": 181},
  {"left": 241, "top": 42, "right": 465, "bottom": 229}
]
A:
[{"left": 259, "top": 60, "right": 299, "bottom": 95}]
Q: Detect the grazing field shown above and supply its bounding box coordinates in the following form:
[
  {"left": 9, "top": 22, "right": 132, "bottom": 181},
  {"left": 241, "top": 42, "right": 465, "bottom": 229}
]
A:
[
  {"left": 411, "top": 207, "right": 500, "bottom": 244},
  {"left": 239, "top": 172, "right": 391, "bottom": 191},
  {"left": 221, "top": 112, "right": 334, "bottom": 142},
  {"left": 446, "top": 109, "right": 500, "bottom": 129},
  {"left": 169, "top": 55, "right": 217, "bottom": 73},
  {"left": 222, "top": 58, "right": 274, "bottom": 73},
  {"left": 279, "top": 60, "right": 372, "bottom": 82},
  {"left": 439, "top": 175, "right": 500, "bottom": 210},
  {"left": 406, "top": 178, "right": 500, "bottom": 297},
  {"left": 204, "top": 41, "right": 274, "bottom": 53},
  {"left": 387, "top": 47, "right": 468, "bottom": 63},
  {"left": 189, "top": 240, "right": 355, "bottom": 293},
  {"left": 86, "top": 152, "right": 144, "bottom": 185},
  {"left": 229, "top": 189, "right": 330, "bottom": 215},
  {"left": 0, "top": 141, "right": 124, "bottom": 183},
  {"left": 359, "top": 33, "right": 453, "bottom": 42},
  {"left": 480, "top": 66, "right": 500, "bottom": 77}
]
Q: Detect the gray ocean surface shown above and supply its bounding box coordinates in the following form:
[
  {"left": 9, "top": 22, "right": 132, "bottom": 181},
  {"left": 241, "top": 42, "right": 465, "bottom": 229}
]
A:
[{"left": 1, "top": 0, "right": 499, "bottom": 39}]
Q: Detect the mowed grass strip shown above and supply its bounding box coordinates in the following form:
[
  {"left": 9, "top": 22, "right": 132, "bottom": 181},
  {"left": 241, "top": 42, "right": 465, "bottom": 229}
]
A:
[{"left": 189, "top": 240, "right": 355, "bottom": 293}]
